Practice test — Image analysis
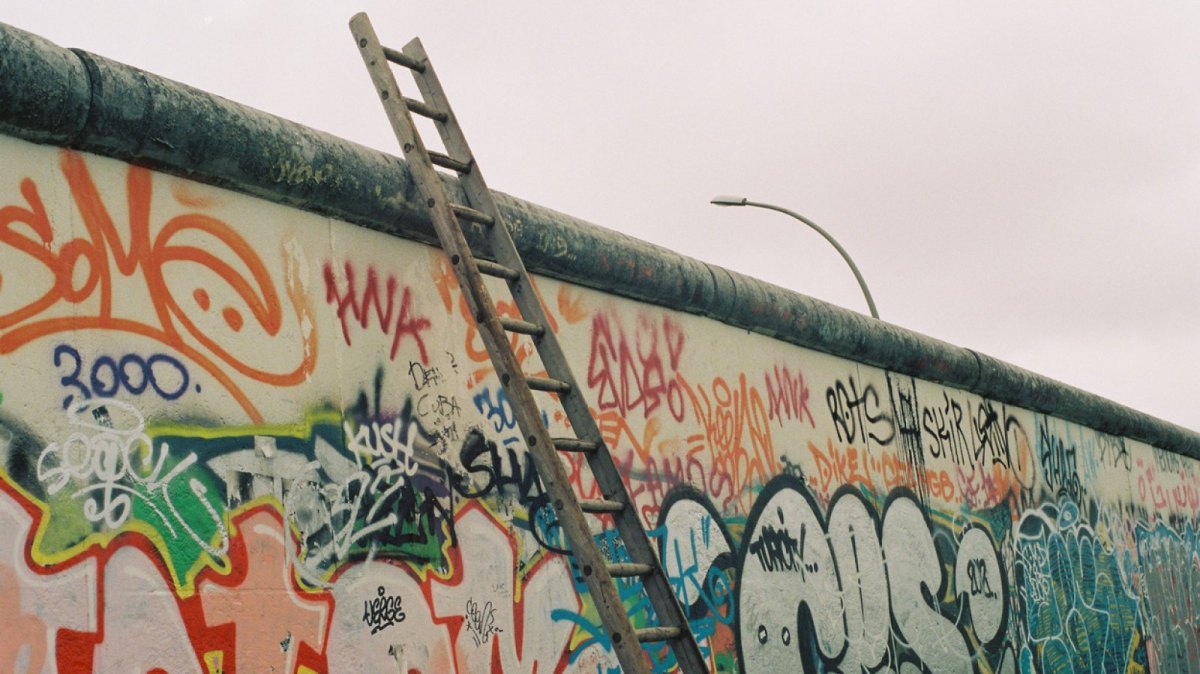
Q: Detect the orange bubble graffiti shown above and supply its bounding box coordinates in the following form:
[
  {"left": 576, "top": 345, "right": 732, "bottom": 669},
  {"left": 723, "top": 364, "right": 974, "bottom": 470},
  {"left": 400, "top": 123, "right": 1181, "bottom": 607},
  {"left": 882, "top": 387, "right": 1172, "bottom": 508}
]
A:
[
  {"left": 679, "top": 372, "right": 777, "bottom": 511},
  {"left": 0, "top": 151, "right": 316, "bottom": 422}
]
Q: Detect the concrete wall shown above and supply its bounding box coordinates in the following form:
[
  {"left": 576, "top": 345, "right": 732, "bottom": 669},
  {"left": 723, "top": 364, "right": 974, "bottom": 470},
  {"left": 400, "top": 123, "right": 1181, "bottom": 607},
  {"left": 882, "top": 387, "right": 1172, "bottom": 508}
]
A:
[{"left": 2, "top": 23, "right": 1199, "bottom": 674}]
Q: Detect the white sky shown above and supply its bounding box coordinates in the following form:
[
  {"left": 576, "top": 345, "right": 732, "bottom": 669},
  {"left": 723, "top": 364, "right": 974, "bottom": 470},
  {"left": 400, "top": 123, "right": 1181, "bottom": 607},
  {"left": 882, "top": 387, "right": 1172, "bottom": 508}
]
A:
[{"left": 6, "top": 2, "right": 1198, "bottom": 431}]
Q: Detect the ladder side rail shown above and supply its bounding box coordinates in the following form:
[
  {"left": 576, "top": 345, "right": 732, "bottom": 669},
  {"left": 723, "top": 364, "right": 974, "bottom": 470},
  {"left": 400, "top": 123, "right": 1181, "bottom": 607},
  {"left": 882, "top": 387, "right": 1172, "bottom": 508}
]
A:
[
  {"left": 349, "top": 16, "right": 476, "bottom": 275},
  {"left": 403, "top": 39, "right": 706, "bottom": 671},
  {"left": 402, "top": 31, "right": 706, "bottom": 674},
  {"left": 351, "top": 15, "right": 655, "bottom": 673},
  {"left": 401, "top": 39, "right": 500, "bottom": 228},
  {"left": 399, "top": 37, "right": 547, "bottom": 314},
  {"left": 474, "top": 206, "right": 707, "bottom": 670},
  {"left": 401, "top": 37, "right": 655, "bottom": 528},
  {"left": 399, "top": 37, "right": 649, "bottom": 553}
]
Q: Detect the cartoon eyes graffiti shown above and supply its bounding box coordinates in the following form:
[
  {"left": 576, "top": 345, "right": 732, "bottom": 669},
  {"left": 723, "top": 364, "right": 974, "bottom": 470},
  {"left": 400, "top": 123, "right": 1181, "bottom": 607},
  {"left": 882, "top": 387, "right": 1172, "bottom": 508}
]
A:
[{"left": 755, "top": 624, "right": 793, "bottom": 647}]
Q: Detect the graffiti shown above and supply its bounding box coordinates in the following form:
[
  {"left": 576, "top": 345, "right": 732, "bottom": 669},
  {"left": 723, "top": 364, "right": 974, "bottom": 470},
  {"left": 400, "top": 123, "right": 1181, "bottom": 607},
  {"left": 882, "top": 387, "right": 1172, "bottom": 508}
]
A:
[
  {"left": 654, "top": 489, "right": 737, "bottom": 672},
  {"left": 323, "top": 260, "right": 432, "bottom": 364},
  {"left": 344, "top": 417, "right": 419, "bottom": 480},
  {"left": 1135, "top": 451, "right": 1200, "bottom": 512},
  {"left": 20, "top": 408, "right": 448, "bottom": 590},
  {"left": 362, "top": 586, "right": 407, "bottom": 635},
  {"left": 737, "top": 478, "right": 1008, "bottom": 673},
  {"left": 327, "top": 563, "right": 453, "bottom": 671},
  {"left": 430, "top": 506, "right": 577, "bottom": 673},
  {"left": 966, "top": 557, "right": 997, "bottom": 598},
  {"left": 0, "top": 150, "right": 315, "bottom": 423},
  {"left": 957, "top": 527, "right": 1005, "bottom": 644},
  {"left": 826, "top": 375, "right": 895, "bottom": 447},
  {"left": 286, "top": 419, "right": 453, "bottom": 584},
  {"left": 1135, "top": 522, "right": 1200, "bottom": 674},
  {"left": 36, "top": 399, "right": 228, "bottom": 558},
  {"left": 747, "top": 512, "right": 807, "bottom": 574},
  {"left": 618, "top": 439, "right": 738, "bottom": 520},
  {"left": 464, "top": 597, "right": 503, "bottom": 646},
  {"left": 450, "top": 429, "right": 561, "bottom": 552},
  {"left": 763, "top": 364, "right": 815, "bottom": 429},
  {"left": 1016, "top": 500, "right": 1145, "bottom": 673},
  {"left": 409, "top": 360, "right": 443, "bottom": 389},
  {"left": 474, "top": 385, "right": 519, "bottom": 433},
  {"left": 587, "top": 312, "right": 686, "bottom": 422},
  {"left": 973, "top": 399, "right": 1030, "bottom": 471},
  {"left": 4, "top": 136, "right": 1200, "bottom": 673},
  {"left": 417, "top": 392, "right": 462, "bottom": 448},
  {"left": 1038, "top": 421, "right": 1085, "bottom": 502},
  {"left": 681, "top": 373, "right": 777, "bottom": 511},
  {"left": 453, "top": 430, "right": 540, "bottom": 505},
  {"left": 922, "top": 391, "right": 970, "bottom": 463},
  {"left": 54, "top": 343, "right": 192, "bottom": 408},
  {"left": 418, "top": 393, "right": 462, "bottom": 420},
  {"left": 807, "top": 438, "right": 958, "bottom": 502},
  {"left": 885, "top": 372, "right": 931, "bottom": 509},
  {"left": 198, "top": 509, "right": 330, "bottom": 674},
  {"left": 1098, "top": 433, "right": 1131, "bottom": 470}
]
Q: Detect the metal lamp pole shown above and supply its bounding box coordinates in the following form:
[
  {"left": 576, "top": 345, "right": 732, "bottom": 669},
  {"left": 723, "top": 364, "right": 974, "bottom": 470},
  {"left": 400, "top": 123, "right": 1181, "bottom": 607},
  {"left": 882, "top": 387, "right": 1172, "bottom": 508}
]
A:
[{"left": 710, "top": 195, "right": 880, "bottom": 320}]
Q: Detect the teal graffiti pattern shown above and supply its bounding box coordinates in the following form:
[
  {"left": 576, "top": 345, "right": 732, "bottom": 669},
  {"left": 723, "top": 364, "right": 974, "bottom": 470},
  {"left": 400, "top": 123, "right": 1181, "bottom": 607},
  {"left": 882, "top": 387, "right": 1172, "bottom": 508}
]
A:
[{"left": 1015, "top": 500, "right": 1145, "bottom": 673}]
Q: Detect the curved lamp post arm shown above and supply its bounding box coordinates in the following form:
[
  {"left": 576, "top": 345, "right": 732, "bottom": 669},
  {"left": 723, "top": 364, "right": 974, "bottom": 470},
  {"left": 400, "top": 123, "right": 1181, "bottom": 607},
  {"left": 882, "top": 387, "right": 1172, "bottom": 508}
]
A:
[{"left": 710, "top": 195, "right": 880, "bottom": 319}]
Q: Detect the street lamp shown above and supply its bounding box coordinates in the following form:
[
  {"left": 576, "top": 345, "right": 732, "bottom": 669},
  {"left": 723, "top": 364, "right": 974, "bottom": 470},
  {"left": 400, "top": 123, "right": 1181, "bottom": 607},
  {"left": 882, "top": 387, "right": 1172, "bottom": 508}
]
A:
[{"left": 710, "top": 195, "right": 880, "bottom": 319}]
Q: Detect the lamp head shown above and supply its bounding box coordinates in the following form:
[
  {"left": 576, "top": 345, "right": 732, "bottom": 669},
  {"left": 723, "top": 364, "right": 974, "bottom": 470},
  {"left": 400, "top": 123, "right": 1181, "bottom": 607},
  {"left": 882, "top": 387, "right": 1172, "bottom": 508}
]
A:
[{"left": 710, "top": 195, "right": 748, "bottom": 207}]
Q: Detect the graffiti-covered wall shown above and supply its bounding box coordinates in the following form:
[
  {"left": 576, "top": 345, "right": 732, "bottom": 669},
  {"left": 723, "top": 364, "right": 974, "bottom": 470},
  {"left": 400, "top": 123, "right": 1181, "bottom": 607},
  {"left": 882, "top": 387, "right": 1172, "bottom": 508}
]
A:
[{"left": 2, "top": 23, "right": 1200, "bottom": 674}]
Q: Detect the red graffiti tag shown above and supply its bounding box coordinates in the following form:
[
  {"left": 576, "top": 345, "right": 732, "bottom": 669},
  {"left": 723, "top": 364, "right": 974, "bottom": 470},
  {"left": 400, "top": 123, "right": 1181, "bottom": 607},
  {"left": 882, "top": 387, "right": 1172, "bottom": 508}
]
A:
[
  {"left": 587, "top": 313, "right": 686, "bottom": 422},
  {"left": 323, "top": 261, "right": 432, "bottom": 364},
  {"left": 764, "top": 364, "right": 815, "bottom": 428}
]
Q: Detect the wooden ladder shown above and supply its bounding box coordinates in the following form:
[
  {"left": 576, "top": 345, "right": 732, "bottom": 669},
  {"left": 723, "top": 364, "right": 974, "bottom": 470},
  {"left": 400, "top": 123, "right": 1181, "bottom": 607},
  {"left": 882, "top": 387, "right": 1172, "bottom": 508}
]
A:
[{"left": 349, "top": 13, "right": 706, "bottom": 674}]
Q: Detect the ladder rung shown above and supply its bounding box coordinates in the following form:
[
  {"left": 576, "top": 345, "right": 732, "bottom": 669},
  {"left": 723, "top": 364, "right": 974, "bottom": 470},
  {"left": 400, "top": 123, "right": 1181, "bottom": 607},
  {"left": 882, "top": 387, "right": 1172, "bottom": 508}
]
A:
[
  {"left": 607, "top": 563, "right": 653, "bottom": 578},
  {"left": 636, "top": 626, "right": 682, "bottom": 643},
  {"left": 579, "top": 499, "right": 624, "bottom": 514},
  {"left": 450, "top": 204, "right": 495, "bottom": 226},
  {"left": 526, "top": 376, "right": 570, "bottom": 393},
  {"left": 499, "top": 317, "right": 544, "bottom": 336},
  {"left": 476, "top": 259, "right": 519, "bottom": 281},
  {"left": 553, "top": 438, "right": 599, "bottom": 453},
  {"left": 429, "top": 151, "right": 472, "bottom": 173},
  {"left": 404, "top": 96, "right": 448, "bottom": 122},
  {"left": 382, "top": 46, "right": 424, "bottom": 72}
]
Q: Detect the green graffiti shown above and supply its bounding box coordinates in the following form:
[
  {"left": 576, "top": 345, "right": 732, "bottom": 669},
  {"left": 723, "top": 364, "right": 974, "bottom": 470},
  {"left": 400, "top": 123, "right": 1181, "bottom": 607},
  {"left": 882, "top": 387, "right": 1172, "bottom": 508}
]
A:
[
  {"left": 21, "top": 425, "right": 232, "bottom": 592},
  {"left": 11, "top": 406, "right": 455, "bottom": 593}
]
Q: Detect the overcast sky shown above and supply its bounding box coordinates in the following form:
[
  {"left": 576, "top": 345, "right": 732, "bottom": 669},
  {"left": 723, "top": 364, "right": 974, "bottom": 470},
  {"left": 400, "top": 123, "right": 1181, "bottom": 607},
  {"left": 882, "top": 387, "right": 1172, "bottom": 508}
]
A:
[{"left": 6, "top": 3, "right": 1198, "bottom": 431}]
